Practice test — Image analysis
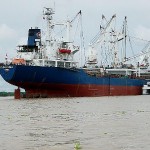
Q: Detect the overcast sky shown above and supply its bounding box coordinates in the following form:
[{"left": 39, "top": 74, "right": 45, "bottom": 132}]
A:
[{"left": 0, "top": 0, "right": 150, "bottom": 91}]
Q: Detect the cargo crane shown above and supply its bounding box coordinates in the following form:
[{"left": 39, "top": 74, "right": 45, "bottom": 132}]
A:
[
  {"left": 125, "top": 42, "right": 150, "bottom": 68},
  {"left": 86, "top": 14, "right": 125, "bottom": 68}
]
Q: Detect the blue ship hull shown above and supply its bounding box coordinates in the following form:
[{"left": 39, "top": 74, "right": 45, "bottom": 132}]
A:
[{"left": 0, "top": 65, "right": 147, "bottom": 97}]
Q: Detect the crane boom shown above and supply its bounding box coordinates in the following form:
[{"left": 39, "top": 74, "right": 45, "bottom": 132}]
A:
[{"left": 90, "top": 14, "right": 116, "bottom": 47}]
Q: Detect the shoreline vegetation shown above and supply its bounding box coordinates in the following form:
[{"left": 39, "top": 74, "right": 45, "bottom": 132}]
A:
[
  {"left": 0, "top": 92, "right": 14, "bottom": 97},
  {"left": 0, "top": 92, "right": 25, "bottom": 97}
]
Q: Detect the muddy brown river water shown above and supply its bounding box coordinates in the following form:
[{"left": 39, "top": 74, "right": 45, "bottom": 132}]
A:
[{"left": 0, "top": 96, "right": 150, "bottom": 150}]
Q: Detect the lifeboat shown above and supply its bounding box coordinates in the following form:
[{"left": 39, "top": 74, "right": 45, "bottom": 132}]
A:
[
  {"left": 12, "top": 58, "right": 26, "bottom": 65},
  {"left": 59, "top": 49, "right": 71, "bottom": 54}
]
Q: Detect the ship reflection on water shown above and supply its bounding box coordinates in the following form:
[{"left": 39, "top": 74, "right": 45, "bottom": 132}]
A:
[{"left": 0, "top": 96, "right": 150, "bottom": 150}]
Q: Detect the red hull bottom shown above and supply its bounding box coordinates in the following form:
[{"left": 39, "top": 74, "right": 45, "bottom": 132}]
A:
[{"left": 22, "top": 84, "right": 142, "bottom": 98}]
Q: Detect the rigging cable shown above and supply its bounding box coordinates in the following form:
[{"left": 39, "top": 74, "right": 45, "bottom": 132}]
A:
[
  {"left": 73, "top": 16, "right": 80, "bottom": 42},
  {"left": 126, "top": 24, "right": 137, "bottom": 64},
  {"left": 129, "top": 36, "right": 150, "bottom": 42}
]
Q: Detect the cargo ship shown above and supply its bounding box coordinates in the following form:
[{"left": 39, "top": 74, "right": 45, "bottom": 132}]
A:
[{"left": 0, "top": 8, "right": 150, "bottom": 98}]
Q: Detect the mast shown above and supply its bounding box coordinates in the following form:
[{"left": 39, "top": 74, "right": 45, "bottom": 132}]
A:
[
  {"left": 123, "top": 16, "right": 127, "bottom": 62},
  {"left": 43, "top": 7, "right": 55, "bottom": 42}
]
